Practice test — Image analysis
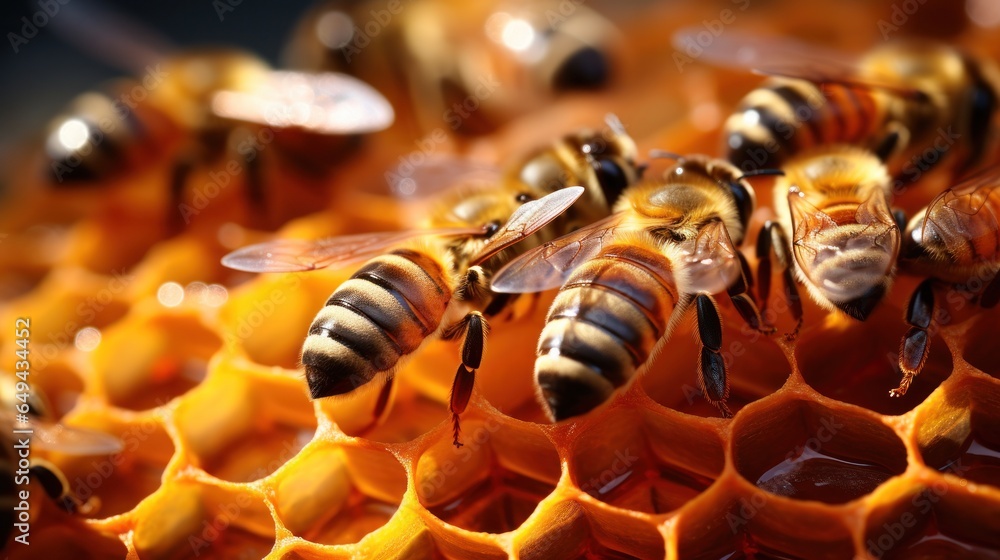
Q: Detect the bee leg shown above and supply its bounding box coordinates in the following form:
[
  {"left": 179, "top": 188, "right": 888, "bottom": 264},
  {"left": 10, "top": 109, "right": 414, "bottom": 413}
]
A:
[
  {"left": 442, "top": 311, "right": 490, "bottom": 447},
  {"left": 695, "top": 294, "right": 732, "bottom": 418},
  {"left": 755, "top": 220, "right": 803, "bottom": 339},
  {"left": 372, "top": 376, "right": 394, "bottom": 422},
  {"left": 892, "top": 279, "right": 935, "bottom": 397},
  {"left": 729, "top": 252, "right": 775, "bottom": 335},
  {"left": 30, "top": 462, "right": 77, "bottom": 512},
  {"left": 874, "top": 129, "right": 902, "bottom": 163}
]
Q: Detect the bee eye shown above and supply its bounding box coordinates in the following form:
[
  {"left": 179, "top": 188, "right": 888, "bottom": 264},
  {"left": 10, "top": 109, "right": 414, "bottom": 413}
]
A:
[
  {"left": 484, "top": 221, "right": 501, "bottom": 236},
  {"left": 553, "top": 46, "right": 609, "bottom": 90},
  {"left": 593, "top": 158, "right": 629, "bottom": 206},
  {"left": 728, "top": 181, "right": 753, "bottom": 229},
  {"left": 515, "top": 193, "right": 532, "bottom": 203}
]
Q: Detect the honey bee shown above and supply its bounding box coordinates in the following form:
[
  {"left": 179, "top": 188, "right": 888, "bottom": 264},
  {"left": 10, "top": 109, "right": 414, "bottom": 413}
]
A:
[
  {"left": 677, "top": 31, "right": 1000, "bottom": 175},
  {"left": 283, "top": 0, "right": 619, "bottom": 136},
  {"left": 890, "top": 165, "right": 1000, "bottom": 397},
  {"left": 1, "top": 378, "right": 122, "bottom": 544},
  {"left": 42, "top": 7, "right": 393, "bottom": 225},
  {"left": 755, "top": 147, "right": 901, "bottom": 332},
  {"left": 491, "top": 154, "right": 774, "bottom": 421},
  {"left": 222, "top": 118, "right": 642, "bottom": 444}
]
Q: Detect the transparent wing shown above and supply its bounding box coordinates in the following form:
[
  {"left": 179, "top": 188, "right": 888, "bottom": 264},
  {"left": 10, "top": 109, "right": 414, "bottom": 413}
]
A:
[
  {"left": 678, "top": 220, "right": 743, "bottom": 294},
  {"left": 789, "top": 187, "right": 899, "bottom": 295},
  {"left": 222, "top": 227, "right": 484, "bottom": 273},
  {"left": 382, "top": 154, "right": 502, "bottom": 199},
  {"left": 672, "top": 29, "right": 924, "bottom": 97},
  {"left": 470, "top": 186, "right": 586, "bottom": 265},
  {"left": 23, "top": 417, "right": 123, "bottom": 456},
  {"left": 922, "top": 166, "right": 1000, "bottom": 262},
  {"left": 211, "top": 70, "right": 395, "bottom": 134},
  {"left": 490, "top": 211, "right": 630, "bottom": 293}
]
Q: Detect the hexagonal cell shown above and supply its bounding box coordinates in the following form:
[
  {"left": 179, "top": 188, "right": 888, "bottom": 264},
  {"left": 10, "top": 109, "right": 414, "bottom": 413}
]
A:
[
  {"left": 17, "top": 360, "right": 83, "bottom": 419},
  {"left": 640, "top": 309, "right": 792, "bottom": 418},
  {"left": 272, "top": 443, "right": 406, "bottom": 547},
  {"left": 317, "top": 367, "right": 450, "bottom": 445},
  {"left": 672, "top": 482, "right": 857, "bottom": 560},
  {"left": 963, "top": 305, "right": 1000, "bottom": 378},
  {"left": 132, "top": 480, "right": 275, "bottom": 560},
  {"left": 917, "top": 379, "right": 1000, "bottom": 488},
  {"left": 416, "top": 415, "right": 559, "bottom": 534},
  {"left": 174, "top": 365, "right": 315, "bottom": 483},
  {"left": 797, "top": 300, "right": 952, "bottom": 415},
  {"left": 219, "top": 270, "right": 348, "bottom": 369},
  {"left": 91, "top": 310, "right": 222, "bottom": 411},
  {"left": 47, "top": 410, "right": 174, "bottom": 518},
  {"left": 862, "top": 480, "right": 1000, "bottom": 559},
  {"left": 732, "top": 398, "right": 908, "bottom": 504},
  {"left": 0, "top": 267, "right": 129, "bottom": 357},
  {"left": 569, "top": 407, "right": 723, "bottom": 514}
]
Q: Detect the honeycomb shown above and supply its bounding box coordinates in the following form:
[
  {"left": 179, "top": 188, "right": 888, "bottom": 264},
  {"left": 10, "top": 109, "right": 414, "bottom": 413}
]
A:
[{"left": 2, "top": 1, "right": 1000, "bottom": 559}]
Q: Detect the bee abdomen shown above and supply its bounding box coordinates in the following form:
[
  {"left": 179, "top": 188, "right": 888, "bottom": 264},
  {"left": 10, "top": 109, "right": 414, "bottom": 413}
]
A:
[
  {"left": 537, "top": 245, "right": 679, "bottom": 420},
  {"left": 302, "top": 249, "right": 452, "bottom": 399},
  {"left": 725, "top": 80, "right": 879, "bottom": 170}
]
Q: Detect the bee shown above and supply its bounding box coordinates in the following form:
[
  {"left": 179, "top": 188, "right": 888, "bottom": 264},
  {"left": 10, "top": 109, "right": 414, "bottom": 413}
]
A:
[
  {"left": 890, "top": 165, "right": 1000, "bottom": 397},
  {"left": 283, "top": 0, "right": 618, "bottom": 136},
  {"left": 1, "top": 378, "right": 122, "bottom": 544},
  {"left": 222, "top": 118, "right": 642, "bottom": 444},
  {"left": 491, "top": 154, "right": 775, "bottom": 421},
  {"left": 42, "top": 4, "right": 393, "bottom": 226},
  {"left": 754, "top": 146, "right": 901, "bottom": 332},
  {"left": 676, "top": 31, "right": 1000, "bottom": 175}
]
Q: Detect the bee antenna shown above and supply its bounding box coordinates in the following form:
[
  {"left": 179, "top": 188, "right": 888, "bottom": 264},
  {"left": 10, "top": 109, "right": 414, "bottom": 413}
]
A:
[
  {"left": 737, "top": 169, "right": 785, "bottom": 181},
  {"left": 648, "top": 150, "right": 684, "bottom": 162}
]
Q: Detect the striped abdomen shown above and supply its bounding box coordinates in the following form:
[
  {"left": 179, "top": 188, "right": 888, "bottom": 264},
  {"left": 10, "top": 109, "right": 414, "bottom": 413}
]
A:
[
  {"left": 536, "top": 242, "right": 681, "bottom": 421},
  {"left": 725, "top": 78, "right": 890, "bottom": 170},
  {"left": 302, "top": 248, "right": 452, "bottom": 399}
]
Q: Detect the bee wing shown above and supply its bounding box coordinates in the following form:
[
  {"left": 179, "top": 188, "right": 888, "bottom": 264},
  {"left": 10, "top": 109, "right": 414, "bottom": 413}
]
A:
[
  {"left": 923, "top": 166, "right": 1000, "bottom": 262},
  {"left": 678, "top": 220, "right": 743, "bottom": 295},
  {"left": 383, "top": 154, "right": 503, "bottom": 199},
  {"left": 30, "top": 419, "right": 124, "bottom": 456},
  {"left": 470, "top": 187, "right": 586, "bottom": 265},
  {"left": 222, "top": 227, "right": 485, "bottom": 273},
  {"left": 211, "top": 70, "right": 395, "bottom": 134},
  {"left": 490, "top": 211, "right": 630, "bottom": 293},
  {"left": 672, "top": 29, "right": 923, "bottom": 97},
  {"left": 789, "top": 188, "right": 899, "bottom": 284}
]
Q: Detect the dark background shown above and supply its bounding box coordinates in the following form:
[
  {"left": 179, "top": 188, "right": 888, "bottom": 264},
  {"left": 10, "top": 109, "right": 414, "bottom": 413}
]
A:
[{"left": 0, "top": 0, "right": 316, "bottom": 161}]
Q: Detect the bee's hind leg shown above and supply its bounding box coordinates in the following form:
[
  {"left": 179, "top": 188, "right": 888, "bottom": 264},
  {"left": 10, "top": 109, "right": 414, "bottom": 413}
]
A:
[
  {"left": 442, "top": 311, "right": 489, "bottom": 447},
  {"left": 893, "top": 279, "right": 935, "bottom": 398},
  {"left": 730, "top": 251, "right": 775, "bottom": 335}
]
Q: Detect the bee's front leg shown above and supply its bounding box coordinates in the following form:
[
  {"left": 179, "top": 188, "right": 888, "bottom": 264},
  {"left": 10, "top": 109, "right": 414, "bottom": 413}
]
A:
[{"left": 756, "top": 220, "right": 803, "bottom": 340}]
